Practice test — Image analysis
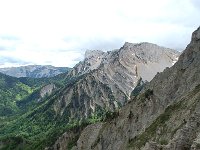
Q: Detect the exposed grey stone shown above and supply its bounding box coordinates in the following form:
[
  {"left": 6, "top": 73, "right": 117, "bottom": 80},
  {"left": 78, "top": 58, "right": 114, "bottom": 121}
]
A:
[{"left": 48, "top": 41, "right": 180, "bottom": 150}]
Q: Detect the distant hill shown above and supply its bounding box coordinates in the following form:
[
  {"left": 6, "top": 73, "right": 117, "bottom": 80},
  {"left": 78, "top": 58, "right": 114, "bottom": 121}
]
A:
[{"left": 0, "top": 65, "right": 71, "bottom": 78}]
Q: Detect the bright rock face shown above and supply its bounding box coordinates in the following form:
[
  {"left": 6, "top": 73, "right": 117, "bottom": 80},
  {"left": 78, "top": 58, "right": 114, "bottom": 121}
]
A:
[
  {"left": 52, "top": 42, "right": 180, "bottom": 119},
  {"left": 47, "top": 42, "right": 181, "bottom": 150},
  {"left": 65, "top": 27, "right": 200, "bottom": 150},
  {"left": 69, "top": 42, "right": 179, "bottom": 96}
]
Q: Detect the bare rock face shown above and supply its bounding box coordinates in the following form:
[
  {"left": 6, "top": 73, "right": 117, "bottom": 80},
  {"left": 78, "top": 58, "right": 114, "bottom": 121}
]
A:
[
  {"left": 40, "top": 84, "right": 56, "bottom": 98},
  {"left": 68, "top": 50, "right": 105, "bottom": 76},
  {"left": 45, "top": 131, "right": 78, "bottom": 150},
  {"left": 75, "top": 123, "right": 104, "bottom": 150},
  {"left": 70, "top": 42, "right": 179, "bottom": 95},
  {"left": 52, "top": 42, "right": 179, "bottom": 119},
  {"left": 192, "top": 27, "right": 200, "bottom": 41},
  {"left": 120, "top": 42, "right": 179, "bottom": 82},
  {"left": 48, "top": 42, "right": 180, "bottom": 150},
  {"left": 84, "top": 50, "right": 105, "bottom": 70},
  {"left": 66, "top": 27, "right": 200, "bottom": 150}
]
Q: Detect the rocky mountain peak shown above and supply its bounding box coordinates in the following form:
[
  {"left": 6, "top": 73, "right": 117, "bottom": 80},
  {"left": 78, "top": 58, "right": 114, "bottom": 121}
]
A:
[
  {"left": 84, "top": 50, "right": 105, "bottom": 70},
  {"left": 177, "top": 26, "right": 200, "bottom": 71},
  {"left": 120, "top": 42, "right": 179, "bottom": 63},
  {"left": 68, "top": 50, "right": 106, "bottom": 76},
  {"left": 192, "top": 26, "right": 200, "bottom": 42},
  {"left": 84, "top": 50, "right": 105, "bottom": 59},
  {"left": 70, "top": 42, "right": 180, "bottom": 80},
  {"left": 122, "top": 41, "right": 136, "bottom": 48},
  {"left": 56, "top": 26, "right": 200, "bottom": 150},
  {"left": 64, "top": 42, "right": 180, "bottom": 118},
  {"left": 118, "top": 42, "right": 180, "bottom": 82}
]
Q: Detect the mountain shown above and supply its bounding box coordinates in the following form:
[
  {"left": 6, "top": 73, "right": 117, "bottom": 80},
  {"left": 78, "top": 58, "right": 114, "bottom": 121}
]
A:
[
  {"left": 0, "top": 72, "right": 35, "bottom": 117},
  {"left": 69, "top": 42, "right": 179, "bottom": 96},
  {"left": 0, "top": 42, "right": 180, "bottom": 149},
  {"left": 0, "top": 65, "right": 71, "bottom": 78},
  {"left": 0, "top": 71, "right": 68, "bottom": 118},
  {"left": 39, "top": 42, "right": 180, "bottom": 123},
  {"left": 49, "top": 27, "right": 200, "bottom": 150}
]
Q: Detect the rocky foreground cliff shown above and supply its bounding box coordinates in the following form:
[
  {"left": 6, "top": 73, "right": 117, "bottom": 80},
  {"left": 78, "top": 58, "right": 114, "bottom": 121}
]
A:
[{"left": 49, "top": 27, "right": 200, "bottom": 150}]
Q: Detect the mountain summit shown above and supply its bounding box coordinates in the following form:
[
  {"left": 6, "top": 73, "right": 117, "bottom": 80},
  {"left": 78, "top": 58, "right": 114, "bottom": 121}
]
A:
[
  {"left": 58, "top": 27, "right": 200, "bottom": 150},
  {"left": 70, "top": 42, "right": 180, "bottom": 96}
]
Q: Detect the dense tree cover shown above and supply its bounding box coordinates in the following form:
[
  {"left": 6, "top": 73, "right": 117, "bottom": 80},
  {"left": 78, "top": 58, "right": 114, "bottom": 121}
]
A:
[
  {"left": 0, "top": 73, "right": 35, "bottom": 117},
  {"left": 0, "top": 71, "right": 120, "bottom": 149},
  {"left": 0, "top": 72, "right": 69, "bottom": 149},
  {"left": 0, "top": 72, "right": 69, "bottom": 117}
]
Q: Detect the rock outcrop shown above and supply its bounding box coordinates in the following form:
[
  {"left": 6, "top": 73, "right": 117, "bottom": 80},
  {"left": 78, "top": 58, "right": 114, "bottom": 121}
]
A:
[
  {"left": 47, "top": 42, "right": 181, "bottom": 150},
  {"left": 47, "top": 27, "right": 200, "bottom": 150},
  {"left": 64, "top": 27, "right": 200, "bottom": 150},
  {"left": 51, "top": 42, "right": 179, "bottom": 119}
]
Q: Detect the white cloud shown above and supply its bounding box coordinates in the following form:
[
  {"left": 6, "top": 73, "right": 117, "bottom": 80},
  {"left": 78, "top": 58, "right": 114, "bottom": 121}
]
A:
[{"left": 0, "top": 0, "right": 199, "bottom": 67}]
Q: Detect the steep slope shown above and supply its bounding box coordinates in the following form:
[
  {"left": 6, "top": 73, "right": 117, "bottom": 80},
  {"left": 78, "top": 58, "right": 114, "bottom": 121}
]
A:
[
  {"left": 46, "top": 42, "right": 180, "bottom": 119},
  {"left": 0, "top": 74, "right": 67, "bottom": 149},
  {"left": 55, "top": 27, "right": 200, "bottom": 150},
  {"left": 69, "top": 42, "right": 179, "bottom": 96},
  {"left": 0, "top": 71, "right": 65, "bottom": 118},
  {"left": 0, "top": 42, "right": 179, "bottom": 149},
  {"left": 0, "top": 72, "right": 34, "bottom": 117},
  {"left": 0, "top": 65, "right": 71, "bottom": 78}
]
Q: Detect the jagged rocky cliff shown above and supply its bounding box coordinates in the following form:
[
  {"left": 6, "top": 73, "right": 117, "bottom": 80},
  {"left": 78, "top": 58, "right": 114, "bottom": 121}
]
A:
[
  {"left": 44, "top": 42, "right": 180, "bottom": 150},
  {"left": 0, "top": 65, "right": 71, "bottom": 78},
  {"left": 54, "top": 42, "right": 179, "bottom": 118},
  {"left": 50, "top": 27, "right": 200, "bottom": 150},
  {"left": 0, "top": 42, "right": 180, "bottom": 150}
]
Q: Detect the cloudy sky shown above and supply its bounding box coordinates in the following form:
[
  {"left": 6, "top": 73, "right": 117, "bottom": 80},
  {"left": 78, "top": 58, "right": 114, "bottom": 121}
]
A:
[{"left": 0, "top": 0, "right": 199, "bottom": 68}]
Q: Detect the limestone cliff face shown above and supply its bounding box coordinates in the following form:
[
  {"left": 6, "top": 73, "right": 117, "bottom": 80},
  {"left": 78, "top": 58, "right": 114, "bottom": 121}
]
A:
[
  {"left": 64, "top": 27, "right": 200, "bottom": 150},
  {"left": 48, "top": 27, "right": 200, "bottom": 150},
  {"left": 47, "top": 42, "right": 180, "bottom": 150},
  {"left": 37, "top": 83, "right": 57, "bottom": 102},
  {"left": 52, "top": 42, "right": 179, "bottom": 118}
]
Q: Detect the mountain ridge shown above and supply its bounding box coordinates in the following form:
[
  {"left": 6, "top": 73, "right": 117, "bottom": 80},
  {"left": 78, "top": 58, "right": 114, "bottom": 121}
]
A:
[
  {"left": 0, "top": 42, "right": 180, "bottom": 149},
  {"left": 50, "top": 27, "right": 200, "bottom": 150},
  {"left": 0, "top": 65, "right": 71, "bottom": 78}
]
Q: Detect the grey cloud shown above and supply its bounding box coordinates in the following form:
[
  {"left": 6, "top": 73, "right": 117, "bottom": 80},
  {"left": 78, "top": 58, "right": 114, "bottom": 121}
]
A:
[
  {"left": 80, "top": 38, "right": 124, "bottom": 51},
  {"left": 0, "top": 35, "right": 20, "bottom": 51},
  {"left": 0, "top": 45, "right": 16, "bottom": 51},
  {"left": 191, "top": 0, "right": 200, "bottom": 10},
  {"left": 72, "top": 58, "right": 82, "bottom": 62},
  {"left": 63, "top": 37, "right": 124, "bottom": 51},
  {"left": 44, "top": 61, "right": 52, "bottom": 64},
  {"left": 0, "top": 46, "right": 7, "bottom": 51},
  {"left": 63, "top": 36, "right": 80, "bottom": 43},
  {"left": 151, "top": 31, "right": 191, "bottom": 51},
  {"left": 0, "top": 35, "right": 20, "bottom": 41},
  {"left": 0, "top": 56, "right": 30, "bottom": 64}
]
